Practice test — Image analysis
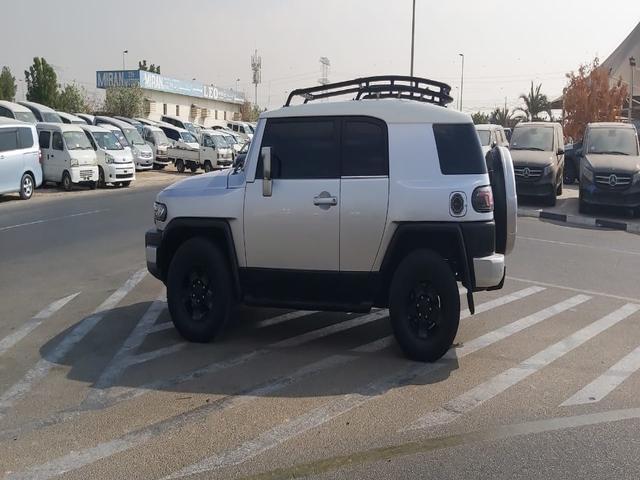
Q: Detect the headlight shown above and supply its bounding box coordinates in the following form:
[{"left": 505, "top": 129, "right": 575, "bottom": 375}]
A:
[
  {"left": 154, "top": 202, "right": 167, "bottom": 222},
  {"left": 542, "top": 164, "right": 553, "bottom": 176},
  {"left": 633, "top": 172, "right": 640, "bottom": 184},
  {"left": 582, "top": 164, "right": 594, "bottom": 183},
  {"left": 132, "top": 147, "right": 140, "bottom": 156},
  {"left": 105, "top": 154, "right": 114, "bottom": 164}
]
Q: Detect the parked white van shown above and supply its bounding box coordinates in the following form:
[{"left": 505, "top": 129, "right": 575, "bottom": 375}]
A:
[
  {"left": 36, "top": 123, "right": 99, "bottom": 190},
  {"left": 58, "top": 112, "right": 88, "bottom": 125},
  {"left": 0, "top": 119, "right": 42, "bottom": 200},
  {"left": 142, "top": 125, "right": 171, "bottom": 169},
  {"left": 98, "top": 123, "right": 129, "bottom": 149},
  {"left": 200, "top": 129, "right": 234, "bottom": 169},
  {"left": 226, "top": 121, "right": 254, "bottom": 140},
  {"left": 160, "top": 115, "right": 200, "bottom": 138},
  {"left": 0, "top": 101, "right": 38, "bottom": 124},
  {"left": 81, "top": 125, "right": 135, "bottom": 188},
  {"left": 18, "top": 101, "right": 62, "bottom": 123},
  {"left": 94, "top": 116, "right": 154, "bottom": 170}
]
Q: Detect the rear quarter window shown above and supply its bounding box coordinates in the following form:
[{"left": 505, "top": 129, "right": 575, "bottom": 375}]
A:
[
  {"left": 433, "top": 123, "right": 487, "bottom": 175},
  {"left": 18, "top": 127, "right": 34, "bottom": 148}
]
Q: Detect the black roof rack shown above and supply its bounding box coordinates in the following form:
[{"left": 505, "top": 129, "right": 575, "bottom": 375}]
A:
[{"left": 284, "top": 75, "right": 453, "bottom": 107}]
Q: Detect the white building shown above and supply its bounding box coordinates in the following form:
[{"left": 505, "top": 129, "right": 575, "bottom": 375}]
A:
[{"left": 96, "top": 69, "right": 244, "bottom": 127}]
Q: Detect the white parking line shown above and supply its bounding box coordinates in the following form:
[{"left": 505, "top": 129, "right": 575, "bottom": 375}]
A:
[
  {"left": 256, "top": 310, "right": 318, "bottom": 328},
  {"left": 561, "top": 344, "right": 640, "bottom": 406},
  {"left": 461, "top": 286, "right": 546, "bottom": 319},
  {"left": 409, "top": 303, "right": 640, "bottom": 430},
  {"left": 0, "top": 269, "right": 146, "bottom": 420},
  {"left": 0, "top": 209, "right": 107, "bottom": 233},
  {"left": 0, "top": 292, "right": 80, "bottom": 356}
]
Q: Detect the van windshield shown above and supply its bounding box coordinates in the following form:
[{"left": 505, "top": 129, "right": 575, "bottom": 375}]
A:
[
  {"left": 152, "top": 131, "right": 169, "bottom": 145},
  {"left": 63, "top": 131, "right": 93, "bottom": 150},
  {"left": 183, "top": 123, "right": 198, "bottom": 136},
  {"left": 43, "top": 112, "right": 63, "bottom": 123},
  {"left": 123, "top": 128, "right": 146, "bottom": 146},
  {"left": 211, "top": 135, "right": 228, "bottom": 148},
  {"left": 93, "top": 131, "right": 123, "bottom": 151},
  {"left": 587, "top": 128, "right": 639, "bottom": 156},
  {"left": 15, "top": 111, "right": 37, "bottom": 123},
  {"left": 510, "top": 127, "right": 553, "bottom": 151},
  {"left": 181, "top": 131, "right": 198, "bottom": 143}
]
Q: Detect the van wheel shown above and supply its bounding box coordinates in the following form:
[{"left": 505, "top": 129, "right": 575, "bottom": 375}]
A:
[
  {"left": 176, "top": 159, "right": 185, "bottom": 173},
  {"left": 545, "top": 188, "right": 557, "bottom": 207},
  {"left": 122, "top": 181, "right": 131, "bottom": 187},
  {"left": 204, "top": 161, "right": 213, "bottom": 173},
  {"left": 98, "top": 167, "right": 107, "bottom": 188},
  {"left": 389, "top": 250, "right": 460, "bottom": 362},
  {"left": 563, "top": 162, "right": 577, "bottom": 184},
  {"left": 190, "top": 165, "right": 199, "bottom": 173},
  {"left": 61, "top": 172, "right": 72, "bottom": 192},
  {"left": 19, "top": 173, "right": 34, "bottom": 200},
  {"left": 89, "top": 181, "right": 98, "bottom": 190},
  {"left": 556, "top": 174, "right": 563, "bottom": 196},
  {"left": 167, "top": 237, "right": 233, "bottom": 343}
]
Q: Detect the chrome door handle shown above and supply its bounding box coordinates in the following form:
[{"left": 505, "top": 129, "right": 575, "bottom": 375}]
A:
[{"left": 313, "top": 196, "right": 337, "bottom": 206}]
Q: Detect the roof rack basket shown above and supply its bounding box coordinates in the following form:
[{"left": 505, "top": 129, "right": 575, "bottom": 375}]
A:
[{"left": 285, "top": 75, "right": 453, "bottom": 107}]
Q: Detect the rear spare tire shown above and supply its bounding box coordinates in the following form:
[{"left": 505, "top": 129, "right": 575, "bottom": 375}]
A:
[{"left": 486, "top": 147, "right": 517, "bottom": 255}]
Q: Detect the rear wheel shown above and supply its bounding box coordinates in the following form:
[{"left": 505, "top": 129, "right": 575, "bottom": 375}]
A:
[
  {"left": 19, "top": 173, "right": 34, "bottom": 200},
  {"left": 204, "top": 161, "right": 213, "bottom": 173},
  {"left": 389, "top": 250, "right": 460, "bottom": 362},
  {"left": 167, "top": 238, "right": 233, "bottom": 343},
  {"left": 176, "top": 159, "right": 185, "bottom": 173},
  {"left": 61, "top": 171, "right": 72, "bottom": 192}
]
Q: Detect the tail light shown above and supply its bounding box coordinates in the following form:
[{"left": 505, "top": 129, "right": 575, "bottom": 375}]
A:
[{"left": 472, "top": 186, "right": 494, "bottom": 213}]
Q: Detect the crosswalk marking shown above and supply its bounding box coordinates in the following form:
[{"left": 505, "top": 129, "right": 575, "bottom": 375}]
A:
[
  {"left": 0, "top": 292, "right": 81, "bottom": 356},
  {"left": 561, "top": 344, "right": 640, "bottom": 406},
  {"left": 0, "top": 269, "right": 147, "bottom": 420},
  {"left": 408, "top": 303, "right": 640, "bottom": 430},
  {"left": 461, "top": 286, "right": 546, "bottom": 319}
]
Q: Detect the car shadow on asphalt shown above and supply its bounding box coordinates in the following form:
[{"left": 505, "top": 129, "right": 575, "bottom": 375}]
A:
[{"left": 39, "top": 301, "right": 459, "bottom": 400}]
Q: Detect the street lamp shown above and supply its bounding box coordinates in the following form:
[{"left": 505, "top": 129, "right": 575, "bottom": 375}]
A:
[
  {"left": 122, "top": 50, "right": 128, "bottom": 71},
  {"left": 410, "top": 0, "right": 416, "bottom": 76},
  {"left": 630, "top": 56, "right": 636, "bottom": 121},
  {"left": 458, "top": 53, "right": 465, "bottom": 111},
  {"left": 236, "top": 78, "right": 240, "bottom": 94}
]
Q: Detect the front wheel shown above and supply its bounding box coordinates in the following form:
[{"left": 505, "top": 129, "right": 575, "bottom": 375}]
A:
[
  {"left": 556, "top": 173, "right": 563, "bottom": 196},
  {"left": 175, "top": 159, "right": 185, "bottom": 173},
  {"left": 167, "top": 238, "right": 233, "bottom": 343},
  {"left": 19, "top": 173, "right": 34, "bottom": 200},
  {"left": 121, "top": 181, "right": 131, "bottom": 187},
  {"left": 190, "top": 164, "right": 199, "bottom": 173},
  {"left": 98, "top": 167, "right": 106, "bottom": 188},
  {"left": 61, "top": 171, "right": 72, "bottom": 192},
  {"left": 563, "top": 162, "right": 577, "bottom": 184},
  {"left": 389, "top": 250, "right": 460, "bottom": 362},
  {"left": 204, "top": 161, "right": 213, "bottom": 173}
]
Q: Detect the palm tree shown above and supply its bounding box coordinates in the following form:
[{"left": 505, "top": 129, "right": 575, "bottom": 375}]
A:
[
  {"left": 517, "top": 82, "right": 552, "bottom": 121},
  {"left": 489, "top": 107, "right": 521, "bottom": 128}
]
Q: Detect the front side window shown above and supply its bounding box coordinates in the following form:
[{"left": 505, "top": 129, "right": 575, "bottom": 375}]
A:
[
  {"left": 586, "top": 128, "right": 638, "bottom": 156},
  {"left": 180, "top": 131, "right": 197, "bottom": 143},
  {"left": 259, "top": 118, "right": 339, "bottom": 179},
  {"left": 38, "top": 130, "right": 51, "bottom": 149},
  {"left": 510, "top": 126, "right": 554, "bottom": 152},
  {"left": 63, "top": 131, "right": 92, "bottom": 150},
  {"left": 0, "top": 129, "right": 18, "bottom": 152},
  {"left": 123, "top": 128, "right": 145, "bottom": 146},
  {"left": 52, "top": 132, "right": 64, "bottom": 150},
  {"left": 433, "top": 123, "right": 487, "bottom": 175},
  {"left": 476, "top": 130, "right": 491, "bottom": 146},
  {"left": 341, "top": 118, "right": 388, "bottom": 176},
  {"left": 17, "top": 127, "right": 34, "bottom": 148}
]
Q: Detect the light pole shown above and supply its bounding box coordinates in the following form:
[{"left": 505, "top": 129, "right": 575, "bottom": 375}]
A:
[
  {"left": 458, "top": 53, "right": 465, "bottom": 111},
  {"left": 410, "top": 0, "right": 416, "bottom": 76},
  {"left": 122, "top": 50, "right": 128, "bottom": 71},
  {"left": 630, "top": 56, "right": 636, "bottom": 121},
  {"left": 236, "top": 78, "right": 240, "bottom": 95}
]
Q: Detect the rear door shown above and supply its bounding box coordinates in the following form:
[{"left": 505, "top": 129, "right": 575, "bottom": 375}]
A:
[
  {"left": 339, "top": 117, "right": 389, "bottom": 271},
  {"left": 0, "top": 127, "right": 20, "bottom": 193},
  {"left": 51, "top": 131, "right": 66, "bottom": 180}
]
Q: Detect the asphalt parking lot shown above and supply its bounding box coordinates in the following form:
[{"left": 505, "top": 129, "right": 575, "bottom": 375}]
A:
[{"left": 1, "top": 173, "right": 640, "bottom": 479}]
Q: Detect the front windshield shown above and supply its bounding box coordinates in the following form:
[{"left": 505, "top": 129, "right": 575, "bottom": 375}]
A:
[
  {"left": 102, "top": 127, "right": 129, "bottom": 147},
  {"left": 93, "top": 131, "right": 123, "bottom": 151},
  {"left": 223, "top": 134, "right": 237, "bottom": 145},
  {"left": 15, "top": 111, "right": 37, "bottom": 123},
  {"left": 152, "top": 131, "right": 169, "bottom": 145},
  {"left": 181, "top": 131, "right": 198, "bottom": 143},
  {"left": 510, "top": 127, "right": 553, "bottom": 151},
  {"left": 211, "top": 135, "right": 228, "bottom": 148},
  {"left": 43, "top": 112, "right": 63, "bottom": 123},
  {"left": 63, "top": 131, "right": 93, "bottom": 150},
  {"left": 184, "top": 123, "right": 198, "bottom": 136},
  {"left": 587, "top": 128, "right": 639, "bottom": 156},
  {"left": 123, "top": 128, "right": 146, "bottom": 146},
  {"left": 476, "top": 130, "right": 491, "bottom": 146}
]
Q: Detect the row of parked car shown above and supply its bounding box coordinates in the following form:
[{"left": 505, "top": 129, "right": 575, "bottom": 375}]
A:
[
  {"left": 475, "top": 121, "right": 640, "bottom": 212},
  {"left": 0, "top": 99, "right": 254, "bottom": 200}
]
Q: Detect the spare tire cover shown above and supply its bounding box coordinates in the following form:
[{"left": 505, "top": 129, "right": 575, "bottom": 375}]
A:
[{"left": 486, "top": 146, "right": 517, "bottom": 255}]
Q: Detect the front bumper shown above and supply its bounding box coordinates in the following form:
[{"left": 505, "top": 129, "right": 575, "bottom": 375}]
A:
[
  {"left": 580, "top": 184, "right": 640, "bottom": 208},
  {"left": 134, "top": 154, "right": 154, "bottom": 170},
  {"left": 106, "top": 163, "right": 136, "bottom": 182},
  {"left": 473, "top": 254, "right": 506, "bottom": 289},
  {"left": 145, "top": 228, "right": 162, "bottom": 280},
  {"left": 70, "top": 166, "right": 98, "bottom": 183}
]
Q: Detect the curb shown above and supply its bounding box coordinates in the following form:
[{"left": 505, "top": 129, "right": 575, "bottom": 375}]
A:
[{"left": 518, "top": 208, "right": 640, "bottom": 233}]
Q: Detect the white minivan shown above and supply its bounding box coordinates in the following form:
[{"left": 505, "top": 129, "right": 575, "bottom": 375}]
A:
[
  {"left": 18, "top": 101, "right": 63, "bottom": 123},
  {"left": 0, "top": 119, "right": 42, "bottom": 200},
  {"left": 37, "top": 123, "right": 99, "bottom": 190},
  {"left": 94, "top": 116, "right": 154, "bottom": 170},
  {"left": 81, "top": 125, "right": 136, "bottom": 188},
  {"left": 0, "top": 101, "right": 38, "bottom": 124},
  {"left": 142, "top": 125, "right": 171, "bottom": 169}
]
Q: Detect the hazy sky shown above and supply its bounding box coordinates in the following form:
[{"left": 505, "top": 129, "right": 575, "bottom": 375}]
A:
[{"left": 2, "top": 0, "right": 638, "bottom": 112}]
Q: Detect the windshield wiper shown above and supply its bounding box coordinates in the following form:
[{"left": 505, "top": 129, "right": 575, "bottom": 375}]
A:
[
  {"left": 596, "top": 151, "right": 630, "bottom": 156},
  {"left": 511, "top": 147, "right": 545, "bottom": 151}
]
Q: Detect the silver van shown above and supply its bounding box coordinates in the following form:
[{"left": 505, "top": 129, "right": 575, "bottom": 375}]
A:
[
  {"left": 0, "top": 119, "right": 42, "bottom": 199},
  {"left": 0, "top": 101, "right": 38, "bottom": 124},
  {"left": 18, "top": 101, "right": 62, "bottom": 123}
]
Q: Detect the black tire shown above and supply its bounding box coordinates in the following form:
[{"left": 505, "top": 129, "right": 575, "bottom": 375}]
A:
[
  {"left": 556, "top": 173, "right": 563, "bottom": 196},
  {"left": 121, "top": 181, "right": 131, "bottom": 187},
  {"left": 167, "top": 238, "right": 233, "bottom": 343},
  {"left": 98, "top": 167, "right": 107, "bottom": 188},
  {"left": 563, "top": 161, "right": 577, "bottom": 184},
  {"left": 389, "top": 250, "right": 460, "bottom": 362},
  {"left": 204, "top": 161, "right": 213, "bottom": 173},
  {"left": 176, "top": 159, "right": 185, "bottom": 173},
  {"left": 152, "top": 163, "right": 162, "bottom": 170},
  {"left": 190, "top": 164, "right": 199, "bottom": 173},
  {"left": 579, "top": 194, "right": 590, "bottom": 214},
  {"left": 61, "top": 171, "right": 72, "bottom": 191},
  {"left": 546, "top": 188, "right": 557, "bottom": 207},
  {"left": 89, "top": 181, "right": 98, "bottom": 190},
  {"left": 19, "top": 173, "right": 34, "bottom": 200}
]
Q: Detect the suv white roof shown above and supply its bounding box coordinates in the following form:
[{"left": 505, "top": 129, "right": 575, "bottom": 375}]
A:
[
  {"left": 263, "top": 99, "right": 470, "bottom": 124},
  {"left": 0, "top": 100, "right": 32, "bottom": 112}
]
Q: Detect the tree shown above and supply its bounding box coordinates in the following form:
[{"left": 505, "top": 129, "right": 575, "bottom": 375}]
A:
[
  {"left": 563, "top": 57, "right": 628, "bottom": 141},
  {"left": 471, "top": 111, "right": 490, "bottom": 124},
  {"left": 138, "top": 60, "right": 160, "bottom": 74},
  {"left": 516, "top": 82, "right": 552, "bottom": 121},
  {"left": 57, "top": 83, "right": 89, "bottom": 113},
  {"left": 138, "top": 59, "right": 148, "bottom": 71},
  {"left": 0, "top": 66, "right": 17, "bottom": 101},
  {"left": 103, "top": 85, "right": 144, "bottom": 117},
  {"left": 24, "top": 57, "right": 58, "bottom": 107},
  {"left": 489, "top": 107, "right": 521, "bottom": 128}
]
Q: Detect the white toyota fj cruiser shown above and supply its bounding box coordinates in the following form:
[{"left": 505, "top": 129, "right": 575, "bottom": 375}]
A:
[{"left": 146, "top": 76, "right": 517, "bottom": 362}]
